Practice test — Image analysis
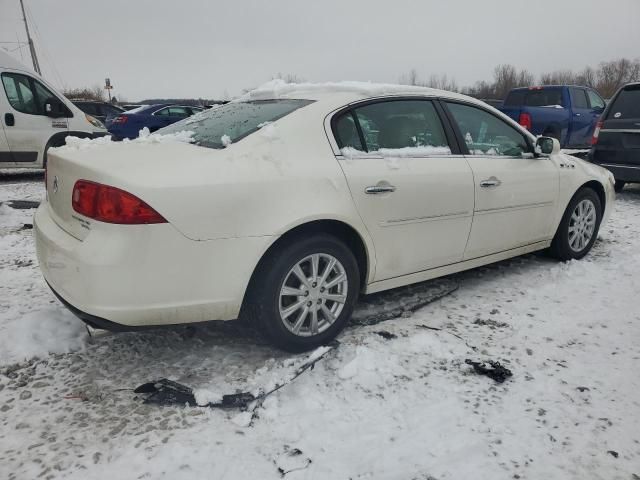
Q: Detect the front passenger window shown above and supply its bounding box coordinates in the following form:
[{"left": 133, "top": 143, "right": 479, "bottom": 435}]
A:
[{"left": 446, "top": 102, "right": 532, "bottom": 157}]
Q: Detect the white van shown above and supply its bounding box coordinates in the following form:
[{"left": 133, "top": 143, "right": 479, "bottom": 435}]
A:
[{"left": 0, "top": 50, "right": 108, "bottom": 169}]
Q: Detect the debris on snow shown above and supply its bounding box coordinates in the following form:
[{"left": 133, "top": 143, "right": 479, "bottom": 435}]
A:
[
  {"left": 134, "top": 346, "right": 335, "bottom": 412},
  {"left": 351, "top": 279, "right": 457, "bottom": 326},
  {"left": 465, "top": 359, "right": 513, "bottom": 383},
  {"left": 375, "top": 330, "right": 397, "bottom": 340},
  {"left": 275, "top": 446, "right": 312, "bottom": 477}
]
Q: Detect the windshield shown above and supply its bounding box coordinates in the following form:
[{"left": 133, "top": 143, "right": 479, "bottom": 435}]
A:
[{"left": 159, "top": 99, "right": 313, "bottom": 149}]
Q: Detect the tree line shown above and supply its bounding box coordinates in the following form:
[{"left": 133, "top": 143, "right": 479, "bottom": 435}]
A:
[{"left": 400, "top": 57, "right": 640, "bottom": 100}]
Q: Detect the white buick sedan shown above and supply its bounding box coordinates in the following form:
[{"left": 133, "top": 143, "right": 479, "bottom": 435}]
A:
[{"left": 35, "top": 82, "right": 615, "bottom": 351}]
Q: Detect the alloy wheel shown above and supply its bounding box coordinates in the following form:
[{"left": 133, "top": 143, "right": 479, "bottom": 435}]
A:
[
  {"left": 278, "top": 253, "right": 349, "bottom": 337},
  {"left": 568, "top": 199, "right": 597, "bottom": 252}
]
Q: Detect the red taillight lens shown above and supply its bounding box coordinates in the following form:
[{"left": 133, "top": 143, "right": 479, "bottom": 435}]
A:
[
  {"left": 112, "top": 115, "right": 128, "bottom": 124},
  {"left": 591, "top": 120, "right": 603, "bottom": 145},
  {"left": 518, "top": 112, "right": 532, "bottom": 130},
  {"left": 72, "top": 180, "right": 167, "bottom": 224}
]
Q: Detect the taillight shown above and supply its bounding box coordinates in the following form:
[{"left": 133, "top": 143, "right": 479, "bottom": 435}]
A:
[
  {"left": 591, "top": 120, "right": 603, "bottom": 145},
  {"left": 518, "top": 112, "right": 532, "bottom": 130},
  {"left": 112, "top": 115, "right": 128, "bottom": 124},
  {"left": 72, "top": 180, "right": 167, "bottom": 224}
]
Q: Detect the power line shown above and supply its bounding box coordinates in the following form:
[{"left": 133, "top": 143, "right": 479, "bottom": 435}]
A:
[
  {"left": 24, "top": 2, "right": 65, "bottom": 88},
  {"left": 18, "top": 0, "right": 40, "bottom": 74}
]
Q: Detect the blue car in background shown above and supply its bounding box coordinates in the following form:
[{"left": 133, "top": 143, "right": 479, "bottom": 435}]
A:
[
  {"left": 498, "top": 86, "right": 606, "bottom": 148},
  {"left": 105, "top": 104, "right": 203, "bottom": 140}
]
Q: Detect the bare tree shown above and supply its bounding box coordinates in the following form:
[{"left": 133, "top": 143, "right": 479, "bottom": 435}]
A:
[
  {"left": 62, "top": 85, "right": 105, "bottom": 101},
  {"left": 595, "top": 58, "right": 640, "bottom": 97},
  {"left": 272, "top": 72, "right": 305, "bottom": 84},
  {"left": 426, "top": 73, "right": 459, "bottom": 92},
  {"left": 399, "top": 68, "right": 420, "bottom": 86}
]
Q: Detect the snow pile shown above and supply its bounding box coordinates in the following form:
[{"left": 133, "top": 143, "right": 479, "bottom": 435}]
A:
[
  {"left": 341, "top": 145, "right": 451, "bottom": 158},
  {"left": 220, "top": 134, "right": 232, "bottom": 147},
  {"left": 0, "top": 307, "right": 86, "bottom": 364},
  {"left": 52, "top": 129, "right": 194, "bottom": 154},
  {"left": 238, "top": 79, "right": 451, "bottom": 101}
]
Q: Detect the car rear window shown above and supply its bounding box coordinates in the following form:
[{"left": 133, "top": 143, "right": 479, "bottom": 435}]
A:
[
  {"left": 160, "top": 99, "right": 313, "bottom": 149},
  {"left": 607, "top": 85, "right": 640, "bottom": 119},
  {"left": 524, "top": 89, "right": 563, "bottom": 107},
  {"left": 503, "top": 90, "right": 526, "bottom": 106}
]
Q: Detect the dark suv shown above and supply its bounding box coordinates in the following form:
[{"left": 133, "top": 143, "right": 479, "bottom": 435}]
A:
[
  {"left": 71, "top": 100, "right": 125, "bottom": 123},
  {"left": 590, "top": 82, "right": 640, "bottom": 192}
]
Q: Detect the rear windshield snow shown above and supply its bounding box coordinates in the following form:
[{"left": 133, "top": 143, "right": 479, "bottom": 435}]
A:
[
  {"left": 159, "top": 99, "right": 313, "bottom": 149},
  {"left": 607, "top": 85, "right": 640, "bottom": 119}
]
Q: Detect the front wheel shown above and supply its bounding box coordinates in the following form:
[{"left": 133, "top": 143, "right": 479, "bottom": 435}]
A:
[
  {"left": 244, "top": 234, "right": 360, "bottom": 352},
  {"left": 549, "top": 188, "right": 602, "bottom": 261}
]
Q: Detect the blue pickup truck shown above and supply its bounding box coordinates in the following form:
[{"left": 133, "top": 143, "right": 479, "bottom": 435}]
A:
[{"left": 498, "top": 86, "right": 606, "bottom": 148}]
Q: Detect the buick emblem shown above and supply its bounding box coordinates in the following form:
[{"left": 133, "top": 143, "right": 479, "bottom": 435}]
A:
[{"left": 53, "top": 176, "right": 59, "bottom": 194}]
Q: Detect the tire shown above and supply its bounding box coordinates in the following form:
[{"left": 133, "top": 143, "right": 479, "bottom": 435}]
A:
[
  {"left": 549, "top": 188, "right": 602, "bottom": 261},
  {"left": 243, "top": 234, "right": 360, "bottom": 352},
  {"left": 614, "top": 180, "right": 626, "bottom": 193}
]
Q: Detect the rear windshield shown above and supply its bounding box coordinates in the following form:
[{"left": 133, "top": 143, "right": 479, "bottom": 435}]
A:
[
  {"left": 607, "top": 85, "right": 640, "bottom": 119},
  {"left": 160, "top": 99, "right": 313, "bottom": 149},
  {"left": 503, "top": 89, "right": 563, "bottom": 107}
]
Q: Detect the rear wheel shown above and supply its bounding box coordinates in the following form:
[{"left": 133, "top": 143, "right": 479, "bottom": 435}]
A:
[
  {"left": 614, "top": 180, "right": 626, "bottom": 193},
  {"left": 549, "top": 188, "right": 602, "bottom": 261},
  {"left": 244, "top": 234, "right": 360, "bottom": 352}
]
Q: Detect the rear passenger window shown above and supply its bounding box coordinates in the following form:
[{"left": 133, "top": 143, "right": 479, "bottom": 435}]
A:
[
  {"left": 334, "top": 113, "right": 364, "bottom": 151},
  {"left": 446, "top": 102, "right": 532, "bottom": 157},
  {"left": 570, "top": 88, "right": 589, "bottom": 109},
  {"left": 334, "top": 100, "right": 451, "bottom": 155}
]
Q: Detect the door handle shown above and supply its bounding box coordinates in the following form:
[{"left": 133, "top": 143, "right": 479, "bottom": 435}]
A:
[
  {"left": 365, "top": 184, "right": 396, "bottom": 194},
  {"left": 480, "top": 177, "right": 502, "bottom": 188},
  {"left": 574, "top": 113, "right": 581, "bottom": 117},
  {"left": 4, "top": 113, "right": 14, "bottom": 126}
]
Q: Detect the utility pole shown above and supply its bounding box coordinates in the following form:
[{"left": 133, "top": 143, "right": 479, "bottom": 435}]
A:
[{"left": 19, "top": 0, "right": 41, "bottom": 75}]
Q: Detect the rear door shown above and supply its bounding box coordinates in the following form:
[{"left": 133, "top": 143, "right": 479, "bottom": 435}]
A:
[
  {"left": 1, "top": 72, "right": 68, "bottom": 166},
  {"left": 568, "top": 87, "right": 592, "bottom": 147},
  {"left": 442, "top": 101, "right": 559, "bottom": 259},
  {"left": 334, "top": 98, "right": 475, "bottom": 281}
]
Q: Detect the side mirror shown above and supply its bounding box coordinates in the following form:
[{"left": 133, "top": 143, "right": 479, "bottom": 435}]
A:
[
  {"left": 44, "top": 97, "right": 67, "bottom": 118},
  {"left": 535, "top": 136, "right": 560, "bottom": 157}
]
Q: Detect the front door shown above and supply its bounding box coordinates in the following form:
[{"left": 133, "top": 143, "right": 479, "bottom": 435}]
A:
[
  {"left": 443, "top": 101, "right": 559, "bottom": 259},
  {"left": 333, "top": 99, "right": 475, "bottom": 281},
  {"left": 1, "top": 72, "right": 68, "bottom": 167}
]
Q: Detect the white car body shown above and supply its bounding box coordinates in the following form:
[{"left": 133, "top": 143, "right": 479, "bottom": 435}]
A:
[
  {"left": 34, "top": 82, "right": 615, "bottom": 333},
  {"left": 0, "top": 50, "right": 107, "bottom": 169}
]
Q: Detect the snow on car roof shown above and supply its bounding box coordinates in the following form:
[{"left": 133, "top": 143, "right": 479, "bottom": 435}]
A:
[{"left": 237, "top": 79, "right": 474, "bottom": 104}]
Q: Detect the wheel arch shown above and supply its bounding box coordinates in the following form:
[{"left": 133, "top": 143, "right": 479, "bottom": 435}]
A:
[
  {"left": 240, "top": 218, "right": 374, "bottom": 314},
  {"left": 579, "top": 180, "right": 606, "bottom": 212}
]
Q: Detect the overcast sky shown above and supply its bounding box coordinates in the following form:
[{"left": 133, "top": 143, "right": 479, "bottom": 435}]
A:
[{"left": 1, "top": 0, "right": 639, "bottom": 101}]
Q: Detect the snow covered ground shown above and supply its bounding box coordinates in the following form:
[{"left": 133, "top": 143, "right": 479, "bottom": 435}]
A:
[{"left": 0, "top": 170, "right": 639, "bottom": 480}]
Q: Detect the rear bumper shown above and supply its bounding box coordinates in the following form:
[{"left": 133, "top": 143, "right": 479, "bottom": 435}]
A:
[{"left": 34, "top": 202, "right": 273, "bottom": 328}]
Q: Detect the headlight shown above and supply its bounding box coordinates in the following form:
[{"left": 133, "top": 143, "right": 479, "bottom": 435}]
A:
[{"left": 85, "top": 114, "right": 105, "bottom": 129}]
